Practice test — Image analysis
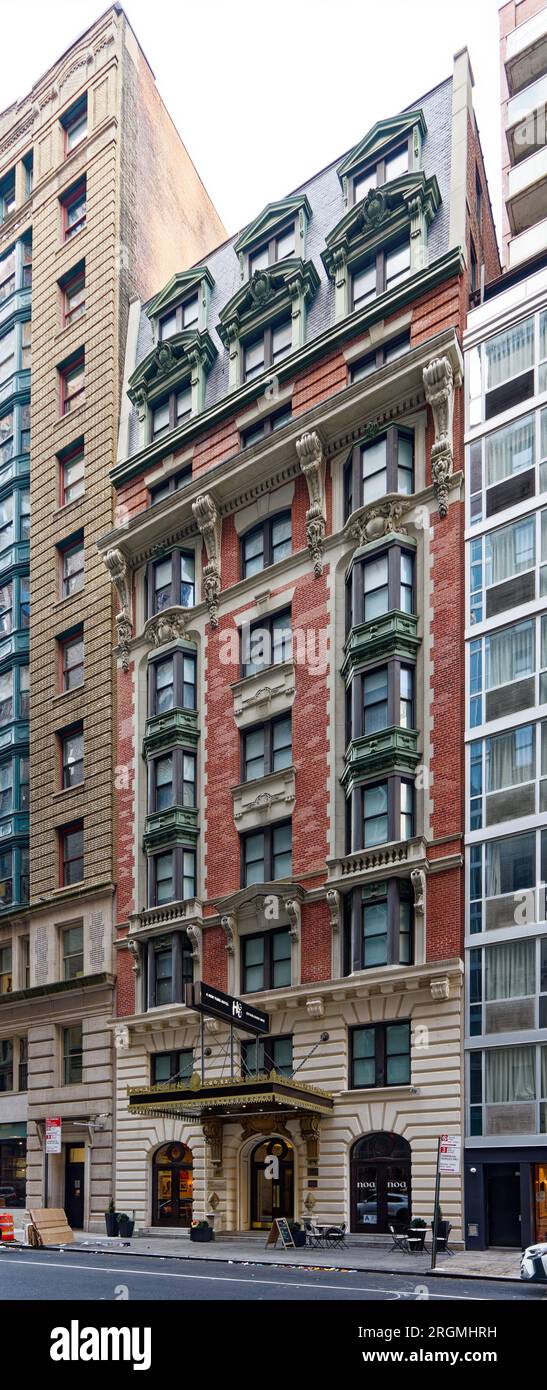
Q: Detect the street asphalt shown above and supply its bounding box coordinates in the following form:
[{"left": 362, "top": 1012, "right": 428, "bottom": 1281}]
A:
[{"left": 1, "top": 1246, "right": 546, "bottom": 1300}]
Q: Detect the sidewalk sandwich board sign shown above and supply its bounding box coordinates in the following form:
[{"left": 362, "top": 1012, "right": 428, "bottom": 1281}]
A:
[{"left": 266, "top": 1218, "right": 295, "bottom": 1249}]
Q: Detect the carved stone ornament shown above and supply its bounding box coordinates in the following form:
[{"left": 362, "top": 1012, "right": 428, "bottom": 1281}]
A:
[
  {"left": 296, "top": 431, "right": 327, "bottom": 577},
  {"left": 203, "top": 1119, "right": 223, "bottom": 1166},
  {"left": 360, "top": 187, "right": 391, "bottom": 230},
  {"left": 350, "top": 499, "right": 410, "bottom": 548},
  {"left": 114, "top": 1024, "right": 130, "bottom": 1051},
  {"left": 306, "top": 996, "right": 325, "bottom": 1020},
  {"left": 300, "top": 1112, "right": 321, "bottom": 1162},
  {"left": 422, "top": 356, "right": 458, "bottom": 519},
  {"left": 248, "top": 270, "right": 272, "bottom": 307},
  {"left": 144, "top": 607, "right": 191, "bottom": 648},
  {"left": 411, "top": 868, "right": 426, "bottom": 916},
  {"left": 221, "top": 913, "right": 236, "bottom": 954},
  {"left": 430, "top": 976, "right": 450, "bottom": 1002},
  {"left": 240, "top": 1114, "right": 292, "bottom": 1142},
  {"left": 192, "top": 493, "right": 222, "bottom": 628},
  {"left": 186, "top": 922, "right": 202, "bottom": 961},
  {"left": 303, "top": 1191, "right": 317, "bottom": 1212},
  {"left": 126, "top": 938, "right": 141, "bottom": 977},
  {"left": 326, "top": 889, "right": 341, "bottom": 933},
  {"left": 105, "top": 548, "right": 132, "bottom": 672},
  {"left": 284, "top": 898, "right": 301, "bottom": 940}
]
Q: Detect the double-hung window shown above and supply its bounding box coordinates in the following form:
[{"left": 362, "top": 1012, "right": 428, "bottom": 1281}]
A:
[
  {"left": 351, "top": 143, "right": 409, "bottom": 204},
  {"left": 158, "top": 294, "right": 199, "bottom": 339},
  {"left": 59, "top": 441, "right": 85, "bottom": 505},
  {"left": 242, "top": 821, "right": 292, "bottom": 886},
  {"left": 350, "top": 1022, "right": 410, "bottom": 1087},
  {"left": 241, "top": 608, "right": 292, "bottom": 678},
  {"left": 60, "top": 822, "right": 84, "bottom": 886},
  {"left": 242, "top": 928, "right": 292, "bottom": 992},
  {"left": 243, "top": 318, "right": 292, "bottom": 382},
  {"left": 242, "top": 715, "right": 292, "bottom": 782},
  {"left": 63, "top": 1025, "right": 83, "bottom": 1085},
  {"left": 60, "top": 536, "right": 84, "bottom": 598},
  {"left": 240, "top": 404, "right": 292, "bottom": 449},
  {"left": 62, "top": 97, "right": 88, "bottom": 154},
  {"left": 149, "top": 550, "right": 195, "bottom": 614},
  {"left": 150, "top": 750, "right": 196, "bottom": 811},
  {"left": 62, "top": 264, "right": 86, "bottom": 326},
  {"left": 60, "top": 352, "right": 85, "bottom": 414},
  {"left": 63, "top": 924, "right": 83, "bottom": 980},
  {"left": 61, "top": 727, "right": 84, "bottom": 788},
  {"left": 344, "top": 427, "right": 414, "bottom": 516},
  {"left": 241, "top": 511, "right": 292, "bottom": 578},
  {"left": 149, "top": 848, "right": 196, "bottom": 908},
  {"left": 61, "top": 180, "right": 86, "bottom": 241},
  {"left": 150, "top": 384, "right": 192, "bottom": 441},
  {"left": 60, "top": 631, "right": 84, "bottom": 691},
  {"left": 248, "top": 223, "right": 296, "bottom": 275},
  {"left": 351, "top": 238, "right": 411, "bottom": 312}
]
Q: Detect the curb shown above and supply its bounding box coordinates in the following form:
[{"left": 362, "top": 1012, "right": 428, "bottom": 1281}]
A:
[{"left": 0, "top": 1240, "right": 528, "bottom": 1286}]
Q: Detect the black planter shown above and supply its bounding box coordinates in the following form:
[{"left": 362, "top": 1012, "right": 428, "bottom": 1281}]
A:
[
  {"left": 190, "top": 1227, "right": 214, "bottom": 1243},
  {"left": 105, "top": 1213, "right": 118, "bottom": 1236},
  {"left": 117, "top": 1218, "right": 135, "bottom": 1238},
  {"left": 431, "top": 1220, "right": 449, "bottom": 1247},
  {"left": 291, "top": 1230, "right": 306, "bottom": 1247}
]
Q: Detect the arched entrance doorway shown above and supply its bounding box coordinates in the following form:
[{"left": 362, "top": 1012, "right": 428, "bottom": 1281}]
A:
[
  {"left": 250, "top": 1137, "right": 294, "bottom": 1230},
  {"left": 351, "top": 1132, "right": 411, "bottom": 1233},
  {"left": 152, "top": 1142, "right": 193, "bottom": 1227}
]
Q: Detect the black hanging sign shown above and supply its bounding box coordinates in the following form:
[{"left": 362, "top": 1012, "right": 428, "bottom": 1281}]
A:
[{"left": 187, "top": 981, "right": 269, "bottom": 1036}]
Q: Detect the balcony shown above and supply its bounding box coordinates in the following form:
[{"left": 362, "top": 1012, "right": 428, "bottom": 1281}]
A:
[
  {"left": 508, "top": 214, "right": 547, "bottom": 265},
  {"left": 327, "top": 834, "right": 428, "bottom": 886},
  {"left": 505, "top": 8, "right": 547, "bottom": 97},
  {"left": 506, "top": 144, "right": 547, "bottom": 235},
  {"left": 507, "top": 71, "right": 547, "bottom": 133}
]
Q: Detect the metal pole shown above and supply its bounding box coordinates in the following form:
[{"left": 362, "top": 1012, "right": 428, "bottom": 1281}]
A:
[
  {"left": 430, "top": 1136, "right": 441, "bottom": 1270},
  {"left": 200, "top": 1013, "right": 205, "bottom": 1083},
  {"left": 230, "top": 1026, "right": 234, "bottom": 1078},
  {"left": 44, "top": 1150, "right": 49, "bottom": 1209}
]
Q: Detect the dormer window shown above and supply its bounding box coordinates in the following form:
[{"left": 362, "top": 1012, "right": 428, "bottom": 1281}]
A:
[
  {"left": 351, "top": 237, "right": 411, "bottom": 312},
  {"left": 249, "top": 223, "right": 296, "bottom": 275},
  {"left": 151, "top": 384, "right": 192, "bottom": 441},
  {"left": 159, "top": 293, "right": 199, "bottom": 341},
  {"left": 352, "top": 143, "right": 409, "bottom": 205},
  {"left": 243, "top": 317, "right": 292, "bottom": 383}
]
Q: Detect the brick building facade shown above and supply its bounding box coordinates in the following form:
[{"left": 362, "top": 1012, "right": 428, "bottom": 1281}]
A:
[{"left": 101, "top": 50, "right": 499, "bottom": 1238}]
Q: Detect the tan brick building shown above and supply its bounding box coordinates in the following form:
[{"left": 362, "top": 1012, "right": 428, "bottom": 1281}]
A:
[{"left": 0, "top": 3, "right": 224, "bottom": 1230}]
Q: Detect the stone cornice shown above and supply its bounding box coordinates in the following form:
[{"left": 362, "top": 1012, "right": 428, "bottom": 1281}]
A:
[{"left": 110, "top": 246, "right": 465, "bottom": 490}]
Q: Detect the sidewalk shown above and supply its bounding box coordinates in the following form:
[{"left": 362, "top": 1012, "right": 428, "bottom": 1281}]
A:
[{"left": 49, "top": 1231, "right": 524, "bottom": 1282}]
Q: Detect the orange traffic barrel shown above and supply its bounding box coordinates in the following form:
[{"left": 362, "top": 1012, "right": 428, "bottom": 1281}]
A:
[{"left": 0, "top": 1212, "right": 15, "bottom": 1242}]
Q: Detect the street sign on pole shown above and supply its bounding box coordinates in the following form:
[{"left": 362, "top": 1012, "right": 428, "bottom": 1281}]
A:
[
  {"left": 45, "top": 1117, "right": 62, "bottom": 1154},
  {"left": 439, "top": 1133, "right": 461, "bottom": 1176}
]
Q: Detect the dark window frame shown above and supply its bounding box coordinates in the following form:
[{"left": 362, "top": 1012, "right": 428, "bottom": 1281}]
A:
[
  {"left": 240, "top": 403, "right": 293, "bottom": 449},
  {"left": 151, "top": 1047, "right": 194, "bottom": 1083},
  {"left": 240, "top": 509, "right": 292, "bottom": 579},
  {"left": 147, "top": 548, "right": 196, "bottom": 616},
  {"left": 242, "top": 314, "right": 292, "bottom": 383},
  {"left": 344, "top": 879, "right": 414, "bottom": 973},
  {"left": 350, "top": 137, "right": 411, "bottom": 205},
  {"left": 347, "top": 543, "right": 415, "bottom": 631},
  {"left": 241, "top": 1033, "right": 293, "bottom": 1076},
  {"left": 241, "top": 607, "right": 292, "bottom": 679},
  {"left": 63, "top": 1024, "right": 83, "bottom": 1085},
  {"left": 59, "top": 821, "right": 84, "bottom": 886},
  {"left": 349, "top": 332, "right": 411, "bottom": 384},
  {"left": 241, "top": 713, "right": 292, "bottom": 783},
  {"left": 148, "top": 648, "right": 197, "bottom": 716},
  {"left": 248, "top": 219, "right": 297, "bottom": 274},
  {"left": 344, "top": 425, "right": 414, "bottom": 518},
  {"left": 350, "top": 659, "right": 415, "bottom": 739},
  {"left": 350, "top": 235, "right": 411, "bottom": 312},
  {"left": 149, "top": 382, "right": 192, "bottom": 441},
  {"left": 347, "top": 775, "right": 415, "bottom": 855},
  {"left": 147, "top": 846, "right": 197, "bottom": 909},
  {"left": 158, "top": 292, "right": 200, "bottom": 340},
  {"left": 61, "top": 179, "right": 87, "bottom": 241},
  {"left": 148, "top": 746, "right": 197, "bottom": 813},
  {"left": 241, "top": 926, "right": 292, "bottom": 993},
  {"left": 241, "top": 820, "right": 292, "bottom": 887},
  {"left": 349, "top": 1020, "right": 411, "bottom": 1088},
  {"left": 62, "top": 923, "right": 84, "bottom": 980},
  {"left": 149, "top": 464, "right": 192, "bottom": 504}
]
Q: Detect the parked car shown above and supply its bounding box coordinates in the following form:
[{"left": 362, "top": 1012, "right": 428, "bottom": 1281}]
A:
[
  {"left": 357, "top": 1195, "right": 409, "bottom": 1226},
  {"left": 0, "top": 1185, "right": 17, "bottom": 1207},
  {"left": 521, "top": 1243, "right": 547, "bottom": 1282}
]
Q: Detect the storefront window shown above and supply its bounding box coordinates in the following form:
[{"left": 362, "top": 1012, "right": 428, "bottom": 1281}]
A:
[{"left": 0, "top": 1133, "right": 26, "bottom": 1207}]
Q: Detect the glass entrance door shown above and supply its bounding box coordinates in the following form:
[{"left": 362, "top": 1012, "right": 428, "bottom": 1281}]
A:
[
  {"left": 351, "top": 1133, "right": 412, "bottom": 1233},
  {"left": 533, "top": 1164, "right": 547, "bottom": 1243},
  {"left": 152, "top": 1143, "right": 193, "bottom": 1227},
  {"left": 250, "top": 1138, "right": 294, "bottom": 1230}
]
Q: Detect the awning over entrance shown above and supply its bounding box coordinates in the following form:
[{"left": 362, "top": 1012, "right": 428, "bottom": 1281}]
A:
[{"left": 128, "top": 1074, "right": 334, "bottom": 1121}]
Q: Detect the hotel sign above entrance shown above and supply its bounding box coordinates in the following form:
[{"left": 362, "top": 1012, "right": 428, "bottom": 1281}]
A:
[{"left": 187, "top": 981, "right": 270, "bottom": 1036}]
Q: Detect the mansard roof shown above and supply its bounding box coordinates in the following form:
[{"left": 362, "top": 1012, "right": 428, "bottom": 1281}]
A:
[
  {"left": 233, "top": 195, "right": 312, "bottom": 256},
  {"left": 337, "top": 108, "right": 428, "bottom": 183}
]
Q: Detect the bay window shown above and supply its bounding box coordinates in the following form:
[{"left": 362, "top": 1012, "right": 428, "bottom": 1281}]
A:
[
  {"left": 347, "top": 775, "right": 414, "bottom": 854},
  {"left": 344, "top": 427, "right": 414, "bottom": 516},
  {"left": 148, "top": 549, "right": 195, "bottom": 615},
  {"left": 351, "top": 661, "right": 415, "bottom": 738},
  {"left": 145, "top": 933, "right": 193, "bottom": 1008},
  {"left": 0, "top": 328, "right": 15, "bottom": 386},
  {"left": 344, "top": 879, "right": 413, "bottom": 973},
  {"left": 149, "top": 749, "right": 196, "bottom": 811},
  {"left": 148, "top": 847, "right": 196, "bottom": 907},
  {"left": 347, "top": 543, "right": 415, "bottom": 632},
  {"left": 148, "top": 649, "right": 196, "bottom": 715}
]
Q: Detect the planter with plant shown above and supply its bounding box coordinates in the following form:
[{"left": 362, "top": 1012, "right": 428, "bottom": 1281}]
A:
[
  {"left": 431, "top": 1203, "right": 450, "bottom": 1247},
  {"left": 407, "top": 1217, "right": 427, "bottom": 1250},
  {"left": 190, "top": 1219, "right": 214, "bottom": 1243},
  {"left": 105, "top": 1200, "right": 118, "bottom": 1237},
  {"left": 116, "top": 1211, "right": 135, "bottom": 1238}
]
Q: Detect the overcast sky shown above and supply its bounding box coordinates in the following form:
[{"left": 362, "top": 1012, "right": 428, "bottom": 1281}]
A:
[{"left": 1, "top": 0, "right": 504, "bottom": 244}]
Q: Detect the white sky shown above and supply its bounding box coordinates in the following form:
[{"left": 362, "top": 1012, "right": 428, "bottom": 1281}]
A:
[{"left": 1, "top": 0, "right": 504, "bottom": 244}]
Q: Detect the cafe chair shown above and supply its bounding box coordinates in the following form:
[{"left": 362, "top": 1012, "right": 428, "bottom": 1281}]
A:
[
  {"left": 324, "top": 1223, "right": 347, "bottom": 1248},
  {"left": 304, "top": 1218, "right": 325, "bottom": 1247},
  {"left": 389, "top": 1224, "right": 410, "bottom": 1254}
]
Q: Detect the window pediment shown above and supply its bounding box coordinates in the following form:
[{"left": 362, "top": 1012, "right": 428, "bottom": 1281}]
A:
[
  {"left": 234, "top": 195, "right": 311, "bottom": 262},
  {"left": 322, "top": 172, "right": 440, "bottom": 278},
  {"left": 145, "top": 267, "right": 214, "bottom": 328},
  {"left": 128, "top": 329, "right": 217, "bottom": 411},
  {"left": 337, "top": 109, "right": 427, "bottom": 188},
  {"left": 218, "top": 257, "right": 319, "bottom": 348}
]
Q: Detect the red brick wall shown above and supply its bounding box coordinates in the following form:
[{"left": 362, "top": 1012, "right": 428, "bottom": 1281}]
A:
[{"left": 300, "top": 902, "right": 332, "bottom": 984}]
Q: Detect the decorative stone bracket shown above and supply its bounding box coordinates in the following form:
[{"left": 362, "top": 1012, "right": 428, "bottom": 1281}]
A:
[
  {"left": 221, "top": 913, "right": 236, "bottom": 954},
  {"left": 203, "top": 1119, "right": 223, "bottom": 1166},
  {"left": 284, "top": 897, "right": 301, "bottom": 940},
  {"left": 326, "top": 889, "right": 341, "bottom": 933},
  {"left": 186, "top": 922, "right": 202, "bottom": 964},
  {"left": 105, "top": 548, "right": 132, "bottom": 672},
  {"left": 192, "top": 493, "right": 222, "bottom": 628},
  {"left": 300, "top": 1112, "right": 321, "bottom": 1162},
  {"left": 296, "top": 430, "right": 327, "bottom": 577},
  {"left": 144, "top": 607, "right": 193, "bottom": 648},
  {"left": 126, "top": 938, "right": 141, "bottom": 977},
  {"left": 422, "top": 356, "right": 461, "bottom": 519},
  {"left": 410, "top": 868, "right": 426, "bottom": 916},
  {"left": 306, "top": 996, "right": 325, "bottom": 1019},
  {"left": 347, "top": 498, "right": 410, "bottom": 549},
  {"left": 430, "top": 976, "right": 450, "bottom": 1002}
]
